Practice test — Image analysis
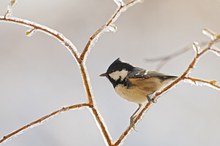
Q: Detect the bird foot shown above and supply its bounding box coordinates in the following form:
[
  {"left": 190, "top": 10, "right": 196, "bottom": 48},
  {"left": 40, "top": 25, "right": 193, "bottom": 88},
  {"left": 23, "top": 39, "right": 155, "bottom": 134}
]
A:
[
  {"left": 147, "top": 96, "right": 157, "bottom": 103},
  {"left": 130, "top": 115, "right": 137, "bottom": 131}
]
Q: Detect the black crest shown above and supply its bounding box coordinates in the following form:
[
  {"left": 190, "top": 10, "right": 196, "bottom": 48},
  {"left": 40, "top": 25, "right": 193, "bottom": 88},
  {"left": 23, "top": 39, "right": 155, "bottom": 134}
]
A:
[{"left": 106, "top": 58, "right": 134, "bottom": 74}]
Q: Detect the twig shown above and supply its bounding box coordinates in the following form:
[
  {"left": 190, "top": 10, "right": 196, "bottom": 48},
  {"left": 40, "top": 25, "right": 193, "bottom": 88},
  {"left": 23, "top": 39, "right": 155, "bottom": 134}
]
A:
[
  {"left": 192, "top": 42, "right": 200, "bottom": 55},
  {"left": 1, "top": 1, "right": 219, "bottom": 146},
  {"left": 145, "top": 45, "right": 191, "bottom": 71},
  {"left": 0, "top": 16, "right": 80, "bottom": 63},
  {"left": 145, "top": 41, "right": 210, "bottom": 71},
  {"left": 91, "top": 107, "right": 113, "bottom": 145},
  {"left": 79, "top": 63, "right": 113, "bottom": 145},
  {"left": 80, "top": 0, "right": 142, "bottom": 62},
  {"left": 0, "top": 1, "right": 142, "bottom": 145},
  {"left": 184, "top": 76, "right": 220, "bottom": 90},
  {"left": 78, "top": 1, "right": 143, "bottom": 145},
  {"left": 0, "top": 103, "right": 90, "bottom": 143},
  {"left": 113, "top": 31, "right": 220, "bottom": 146},
  {"left": 210, "top": 48, "right": 220, "bottom": 56}
]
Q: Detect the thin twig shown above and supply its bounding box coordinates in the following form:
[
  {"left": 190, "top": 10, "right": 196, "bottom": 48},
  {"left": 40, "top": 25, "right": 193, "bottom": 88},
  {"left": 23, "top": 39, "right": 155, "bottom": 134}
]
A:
[
  {"left": 192, "top": 42, "right": 200, "bottom": 55},
  {"left": 145, "top": 41, "right": 210, "bottom": 71},
  {"left": 0, "top": 1, "right": 142, "bottom": 145},
  {"left": 184, "top": 76, "right": 220, "bottom": 89},
  {"left": 91, "top": 107, "right": 113, "bottom": 146},
  {"left": 145, "top": 45, "right": 191, "bottom": 71},
  {"left": 1, "top": 1, "right": 219, "bottom": 146},
  {"left": 0, "top": 16, "right": 80, "bottom": 63},
  {"left": 79, "top": 63, "right": 113, "bottom": 145},
  {"left": 78, "top": 1, "right": 143, "bottom": 144},
  {"left": 114, "top": 32, "right": 220, "bottom": 146},
  {"left": 80, "top": 0, "right": 142, "bottom": 62},
  {"left": 145, "top": 47, "right": 191, "bottom": 62},
  {"left": 211, "top": 48, "right": 220, "bottom": 56},
  {"left": 0, "top": 103, "right": 90, "bottom": 143}
]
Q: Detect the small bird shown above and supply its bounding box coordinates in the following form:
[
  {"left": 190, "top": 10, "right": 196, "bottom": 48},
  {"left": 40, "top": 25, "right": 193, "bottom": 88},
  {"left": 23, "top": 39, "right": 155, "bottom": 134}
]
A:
[{"left": 100, "top": 58, "right": 177, "bottom": 126}]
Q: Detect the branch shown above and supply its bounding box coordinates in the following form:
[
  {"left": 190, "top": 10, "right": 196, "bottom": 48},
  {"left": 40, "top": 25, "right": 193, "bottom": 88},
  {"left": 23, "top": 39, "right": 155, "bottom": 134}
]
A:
[
  {"left": 184, "top": 76, "right": 220, "bottom": 90},
  {"left": 0, "top": 1, "right": 142, "bottom": 145},
  {"left": 77, "top": 1, "right": 143, "bottom": 145},
  {"left": 114, "top": 29, "right": 220, "bottom": 146},
  {"left": 145, "top": 41, "right": 209, "bottom": 71},
  {"left": 0, "top": 103, "right": 90, "bottom": 143},
  {"left": 2, "top": 0, "right": 218, "bottom": 145},
  {"left": 91, "top": 107, "right": 113, "bottom": 145},
  {"left": 210, "top": 48, "right": 220, "bottom": 56},
  {"left": 0, "top": 16, "right": 80, "bottom": 63},
  {"left": 145, "top": 45, "right": 191, "bottom": 62},
  {"left": 80, "top": 0, "right": 143, "bottom": 62},
  {"left": 79, "top": 64, "right": 113, "bottom": 145}
]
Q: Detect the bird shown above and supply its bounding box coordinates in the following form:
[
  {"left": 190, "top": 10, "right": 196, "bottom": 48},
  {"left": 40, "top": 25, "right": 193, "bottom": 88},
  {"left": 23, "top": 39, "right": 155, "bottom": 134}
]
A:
[{"left": 100, "top": 58, "right": 177, "bottom": 127}]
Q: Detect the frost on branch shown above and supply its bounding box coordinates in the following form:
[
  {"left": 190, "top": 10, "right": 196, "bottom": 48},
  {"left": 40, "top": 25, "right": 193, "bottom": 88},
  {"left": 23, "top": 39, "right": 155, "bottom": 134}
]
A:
[
  {"left": 0, "top": 0, "right": 143, "bottom": 145},
  {"left": 184, "top": 77, "right": 220, "bottom": 91},
  {"left": 202, "top": 28, "right": 217, "bottom": 40},
  {"left": 211, "top": 48, "right": 220, "bottom": 57},
  {"left": 4, "top": 0, "right": 17, "bottom": 17},
  {"left": 192, "top": 41, "right": 200, "bottom": 55},
  {"left": 10, "top": 0, "right": 17, "bottom": 6},
  {"left": 106, "top": 24, "right": 117, "bottom": 32},
  {"left": 113, "top": 0, "right": 125, "bottom": 6},
  {"left": 1, "top": 0, "right": 220, "bottom": 145}
]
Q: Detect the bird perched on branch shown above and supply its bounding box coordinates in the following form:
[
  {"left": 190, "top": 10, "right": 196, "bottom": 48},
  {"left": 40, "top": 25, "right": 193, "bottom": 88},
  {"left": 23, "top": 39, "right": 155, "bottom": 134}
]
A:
[{"left": 100, "top": 58, "right": 177, "bottom": 127}]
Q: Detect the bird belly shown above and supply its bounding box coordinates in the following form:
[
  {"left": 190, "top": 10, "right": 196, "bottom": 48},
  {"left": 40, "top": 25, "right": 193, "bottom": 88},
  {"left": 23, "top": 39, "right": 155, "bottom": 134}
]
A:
[
  {"left": 114, "top": 77, "right": 176, "bottom": 104},
  {"left": 115, "top": 84, "right": 149, "bottom": 104}
]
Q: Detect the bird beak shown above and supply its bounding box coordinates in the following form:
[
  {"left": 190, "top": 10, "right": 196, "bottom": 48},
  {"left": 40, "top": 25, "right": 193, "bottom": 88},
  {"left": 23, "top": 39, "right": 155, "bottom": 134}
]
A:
[{"left": 100, "top": 72, "right": 107, "bottom": 77}]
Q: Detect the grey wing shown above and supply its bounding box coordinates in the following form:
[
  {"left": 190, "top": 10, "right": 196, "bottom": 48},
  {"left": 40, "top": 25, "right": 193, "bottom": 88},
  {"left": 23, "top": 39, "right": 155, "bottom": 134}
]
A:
[
  {"left": 127, "top": 67, "right": 147, "bottom": 78},
  {"left": 128, "top": 68, "right": 177, "bottom": 80},
  {"left": 146, "top": 71, "right": 177, "bottom": 80}
]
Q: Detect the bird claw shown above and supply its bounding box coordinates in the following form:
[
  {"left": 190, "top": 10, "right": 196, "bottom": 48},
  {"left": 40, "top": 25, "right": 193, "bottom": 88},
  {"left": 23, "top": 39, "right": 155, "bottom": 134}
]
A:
[
  {"left": 147, "top": 95, "right": 156, "bottom": 103},
  {"left": 130, "top": 115, "right": 137, "bottom": 131}
]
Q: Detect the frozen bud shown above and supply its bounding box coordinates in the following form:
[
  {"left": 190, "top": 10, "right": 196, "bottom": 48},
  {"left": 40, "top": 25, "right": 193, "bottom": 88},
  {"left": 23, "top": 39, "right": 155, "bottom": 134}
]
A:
[
  {"left": 113, "top": 0, "right": 125, "bottom": 6},
  {"left": 107, "top": 24, "right": 117, "bottom": 32},
  {"left": 10, "top": 0, "right": 17, "bottom": 7},
  {"left": 202, "top": 28, "right": 217, "bottom": 40},
  {"left": 25, "top": 28, "right": 36, "bottom": 37}
]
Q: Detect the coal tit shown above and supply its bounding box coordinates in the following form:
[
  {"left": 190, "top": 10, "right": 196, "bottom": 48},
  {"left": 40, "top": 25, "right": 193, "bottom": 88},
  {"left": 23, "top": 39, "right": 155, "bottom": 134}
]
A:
[{"left": 100, "top": 58, "right": 177, "bottom": 126}]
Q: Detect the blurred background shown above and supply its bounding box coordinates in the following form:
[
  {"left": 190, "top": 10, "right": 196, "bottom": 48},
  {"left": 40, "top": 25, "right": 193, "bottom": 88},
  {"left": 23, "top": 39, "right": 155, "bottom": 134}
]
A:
[{"left": 0, "top": 0, "right": 220, "bottom": 146}]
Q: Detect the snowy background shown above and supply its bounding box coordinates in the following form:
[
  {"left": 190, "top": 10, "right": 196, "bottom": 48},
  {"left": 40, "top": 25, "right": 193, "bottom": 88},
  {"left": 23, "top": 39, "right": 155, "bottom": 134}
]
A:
[{"left": 0, "top": 0, "right": 220, "bottom": 146}]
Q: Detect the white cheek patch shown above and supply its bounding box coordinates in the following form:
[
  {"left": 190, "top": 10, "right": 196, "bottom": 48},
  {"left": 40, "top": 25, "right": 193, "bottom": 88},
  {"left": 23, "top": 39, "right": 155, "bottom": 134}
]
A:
[{"left": 109, "top": 69, "right": 128, "bottom": 81}]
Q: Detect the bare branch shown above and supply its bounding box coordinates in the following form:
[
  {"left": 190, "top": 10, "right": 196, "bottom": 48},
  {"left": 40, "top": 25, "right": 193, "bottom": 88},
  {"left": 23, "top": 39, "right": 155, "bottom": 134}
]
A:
[
  {"left": 91, "top": 107, "right": 113, "bottom": 146},
  {"left": 0, "top": 103, "right": 90, "bottom": 144},
  {"left": 79, "top": 62, "right": 113, "bottom": 145},
  {"left": 192, "top": 41, "right": 200, "bottom": 55},
  {"left": 114, "top": 31, "right": 220, "bottom": 146},
  {"left": 80, "top": 0, "right": 142, "bottom": 62},
  {"left": 1, "top": 1, "right": 219, "bottom": 145},
  {"left": 210, "top": 48, "right": 220, "bottom": 56},
  {"left": 113, "top": 0, "right": 125, "bottom": 7},
  {"left": 0, "top": 16, "right": 80, "bottom": 63},
  {"left": 145, "top": 41, "right": 210, "bottom": 71},
  {"left": 25, "top": 28, "right": 36, "bottom": 36},
  {"left": 0, "top": 1, "right": 142, "bottom": 145},
  {"left": 145, "top": 45, "right": 191, "bottom": 71},
  {"left": 203, "top": 28, "right": 217, "bottom": 40},
  {"left": 4, "top": 0, "right": 17, "bottom": 18},
  {"left": 79, "top": 63, "right": 113, "bottom": 145},
  {"left": 184, "top": 76, "right": 220, "bottom": 90},
  {"left": 77, "top": 1, "right": 144, "bottom": 145}
]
